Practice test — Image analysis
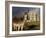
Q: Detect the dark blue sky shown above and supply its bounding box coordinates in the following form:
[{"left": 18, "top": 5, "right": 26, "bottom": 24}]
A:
[{"left": 12, "top": 7, "right": 40, "bottom": 18}]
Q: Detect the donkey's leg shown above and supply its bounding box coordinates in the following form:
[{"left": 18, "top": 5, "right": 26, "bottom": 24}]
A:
[
  {"left": 18, "top": 25, "right": 20, "bottom": 31},
  {"left": 21, "top": 25, "right": 23, "bottom": 31},
  {"left": 15, "top": 26, "right": 17, "bottom": 31}
]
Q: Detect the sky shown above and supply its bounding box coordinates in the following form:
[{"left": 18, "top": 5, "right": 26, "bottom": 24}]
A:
[{"left": 12, "top": 7, "right": 40, "bottom": 18}]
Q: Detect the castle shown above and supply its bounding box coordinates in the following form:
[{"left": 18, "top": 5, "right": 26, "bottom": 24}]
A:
[{"left": 24, "top": 10, "right": 40, "bottom": 22}]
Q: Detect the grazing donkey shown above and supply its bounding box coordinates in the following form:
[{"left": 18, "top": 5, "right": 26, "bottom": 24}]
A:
[{"left": 12, "top": 14, "right": 27, "bottom": 31}]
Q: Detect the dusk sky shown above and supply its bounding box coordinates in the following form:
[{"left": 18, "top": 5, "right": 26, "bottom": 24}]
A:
[{"left": 12, "top": 7, "right": 40, "bottom": 18}]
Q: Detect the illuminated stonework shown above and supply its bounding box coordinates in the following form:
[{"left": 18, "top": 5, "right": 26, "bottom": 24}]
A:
[{"left": 24, "top": 10, "right": 40, "bottom": 22}]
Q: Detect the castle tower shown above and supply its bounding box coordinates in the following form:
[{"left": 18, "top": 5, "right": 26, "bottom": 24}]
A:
[
  {"left": 28, "top": 10, "right": 37, "bottom": 22},
  {"left": 24, "top": 12, "right": 28, "bottom": 21}
]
